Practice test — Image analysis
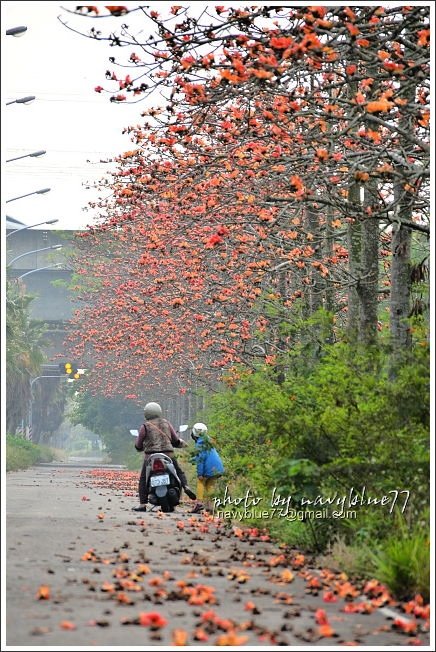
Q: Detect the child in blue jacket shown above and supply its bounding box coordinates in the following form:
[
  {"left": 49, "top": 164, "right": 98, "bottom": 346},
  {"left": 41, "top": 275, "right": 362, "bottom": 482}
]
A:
[{"left": 190, "top": 422, "right": 224, "bottom": 513}]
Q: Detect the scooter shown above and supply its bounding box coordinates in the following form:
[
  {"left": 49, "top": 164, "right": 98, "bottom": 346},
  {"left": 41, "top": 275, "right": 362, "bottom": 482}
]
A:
[{"left": 145, "top": 452, "right": 182, "bottom": 513}]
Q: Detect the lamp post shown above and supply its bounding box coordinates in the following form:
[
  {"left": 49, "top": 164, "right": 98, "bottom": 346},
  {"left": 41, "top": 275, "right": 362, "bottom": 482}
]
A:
[
  {"left": 6, "top": 218, "right": 58, "bottom": 237},
  {"left": 18, "top": 263, "right": 63, "bottom": 279},
  {"left": 8, "top": 244, "right": 63, "bottom": 267},
  {"left": 6, "top": 188, "right": 51, "bottom": 204},
  {"left": 6, "top": 95, "right": 35, "bottom": 106},
  {"left": 6, "top": 150, "right": 46, "bottom": 163},
  {"left": 6, "top": 26, "right": 27, "bottom": 37},
  {"left": 7, "top": 188, "right": 51, "bottom": 204}
]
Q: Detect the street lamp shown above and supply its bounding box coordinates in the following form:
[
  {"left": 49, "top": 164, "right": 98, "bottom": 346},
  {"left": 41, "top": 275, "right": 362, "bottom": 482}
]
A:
[
  {"left": 8, "top": 244, "right": 63, "bottom": 266},
  {"left": 6, "top": 150, "right": 46, "bottom": 163},
  {"left": 6, "top": 26, "right": 27, "bottom": 37},
  {"left": 18, "top": 263, "right": 63, "bottom": 279},
  {"left": 6, "top": 95, "right": 36, "bottom": 106},
  {"left": 6, "top": 188, "right": 51, "bottom": 203},
  {"left": 7, "top": 218, "right": 59, "bottom": 237}
]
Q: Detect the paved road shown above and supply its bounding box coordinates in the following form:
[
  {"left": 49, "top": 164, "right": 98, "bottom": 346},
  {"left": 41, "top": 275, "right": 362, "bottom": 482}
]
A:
[{"left": 5, "top": 466, "right": 431, "bottom": 648}]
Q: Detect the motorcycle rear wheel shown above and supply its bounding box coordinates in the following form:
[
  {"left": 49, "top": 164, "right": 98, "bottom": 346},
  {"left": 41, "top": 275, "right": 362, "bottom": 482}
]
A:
[{"left": 160, "top": 496, "right": 174, "bottom": 513}]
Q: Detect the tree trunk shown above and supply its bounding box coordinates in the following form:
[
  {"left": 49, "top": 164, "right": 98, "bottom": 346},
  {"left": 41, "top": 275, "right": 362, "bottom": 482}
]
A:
[
  {"left": 275, "top": 267, "right": 287, "bottom": 384},
  {"left": 306, "top": 205, "right": 323, "bottom": 315},
  {"left": 390, "top": 223, "right": 412, "bottom": 348},
  {"left": 323, "top": 209, "right": 335, "bottom": 315},
  {"left": 390, "top": 66, "right": 415, "bottom": 350},
  {"left": 346, "top": 183, "right": 362, "bottom": 339},
  {"left": 357, "top": 182, "right": 379, "bottom": 344}
]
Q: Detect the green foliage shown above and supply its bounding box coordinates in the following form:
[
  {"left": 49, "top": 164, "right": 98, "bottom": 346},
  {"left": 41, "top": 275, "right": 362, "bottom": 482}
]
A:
[
  {"left": 203, "top": 318, "right": 430, "bottom": 598},
  {"left": 6, "top": 435, "right": 57, "bottom": 471},
  {"left": 367, "top": 512, "right": 430, "bottom": 602},
  {"left": 274, "top": 458, "right": 320, "bottom": 505},
  {"left": 125, "top": 449, "right": 143, "bottom": 471},
  {"left": 177, "top": 447, "right": 198, "bottom": 488},
  {"left": 6, "top": 281, "right": 46, "bottom": 433},
  {"left": 69, "top": 392, "right": 143, "bottom": 464}
]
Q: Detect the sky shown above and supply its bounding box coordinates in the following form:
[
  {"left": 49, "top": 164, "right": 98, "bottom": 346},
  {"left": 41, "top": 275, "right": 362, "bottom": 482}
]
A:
[
  {"left": 2, "top": 1, "right": 404, "bottom": 233},
  {"left": 2, "top": 1, "right": 163, "bottom": 232}
]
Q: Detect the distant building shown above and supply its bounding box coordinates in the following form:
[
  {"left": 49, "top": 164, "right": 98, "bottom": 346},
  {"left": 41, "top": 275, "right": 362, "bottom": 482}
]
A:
[{"left": 6, "top": 226, "right": 78, "bottom": 360}]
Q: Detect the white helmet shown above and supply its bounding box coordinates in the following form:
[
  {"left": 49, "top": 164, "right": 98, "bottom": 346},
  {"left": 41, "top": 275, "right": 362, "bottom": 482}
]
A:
[
  {"left": 192, "top": 422, "right": 208, "bottom": 437},
  {"left": 144, "top": 402, "right": 162, "bottom": 419}
]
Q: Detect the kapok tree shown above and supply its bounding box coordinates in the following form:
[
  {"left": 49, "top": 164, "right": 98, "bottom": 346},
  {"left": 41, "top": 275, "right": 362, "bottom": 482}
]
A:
[
  {"left": 67, "top": 110, "right": 357, "bottom": 398},
  {"left": 62, "top": 4, "right": 429, "bottom": 398}
]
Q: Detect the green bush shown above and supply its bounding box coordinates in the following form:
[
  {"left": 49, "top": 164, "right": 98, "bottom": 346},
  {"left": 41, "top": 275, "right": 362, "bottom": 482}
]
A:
[
  {"left": 68, "top": 393, "right": 143, "bottom": 464},
  {"left": 367, "top": 512, "right": 430, "bottom": 602},
  {"left": 125, "top": 448, "right": 144, "bottom": 471},
  {"left": 6, "top": 435, "right": 57, "bottom": 471},
  {"left": 202, "top": 319, "right": 430, "bottom": 594}
]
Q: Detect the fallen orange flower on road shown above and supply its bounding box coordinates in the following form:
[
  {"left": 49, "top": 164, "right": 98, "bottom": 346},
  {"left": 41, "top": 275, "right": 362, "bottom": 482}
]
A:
[
  {"left": 393, "top": 618, "right": 418, "bottom": 634},
  {"left": 172, "top": 628, "right": 188, "bottom": 645},
  {"left": 315, "top": 608, "right": 329, "bottom": 625},
  {"left": 319, "top": 623, "right": 336, "bottom": 638},
  {"left": 215, "top": 630, "right": 249, "bottom": 645},
  {"left": 194, "top": 627, "right": 209, "bottom": 641},
  {"left": 280, "top": 569, "right": 294, "bottom": 583},
  {"left": 138, "top": 611, "right": 168, "bottom": 629},
  {"left": 36, "top": 585, "right": 50, "bottom": 600},
  {"left": 323, "top": 590, "right": 338, "bottom": 603}
]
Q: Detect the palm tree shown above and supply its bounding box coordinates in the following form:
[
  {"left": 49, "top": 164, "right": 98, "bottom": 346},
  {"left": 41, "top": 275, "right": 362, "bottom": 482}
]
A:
[{"left": 6, "top": 280, "right": 45, "bottom": 434}]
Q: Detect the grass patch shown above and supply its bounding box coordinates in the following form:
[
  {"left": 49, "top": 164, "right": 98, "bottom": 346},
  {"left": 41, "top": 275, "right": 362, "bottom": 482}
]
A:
[
  {"left": 317, "top": 537, "right": 373, "bottom": 578},
  {"left": 252, "top": 514, "right": 314, "bottom": 551},
  {"left": 367, "top": 513, "right": 430, "bottom": 602},
  {"left": 317, "top": 518, "right": 430, "bottom": 603},
  {"left": 6, "top": 435, "right": 58, "bottom": 471}
]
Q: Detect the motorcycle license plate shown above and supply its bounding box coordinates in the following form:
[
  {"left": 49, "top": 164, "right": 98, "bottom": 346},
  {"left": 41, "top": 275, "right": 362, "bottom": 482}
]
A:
[{"left": 150, "top": 474, "right": 170, "bottom": 487}]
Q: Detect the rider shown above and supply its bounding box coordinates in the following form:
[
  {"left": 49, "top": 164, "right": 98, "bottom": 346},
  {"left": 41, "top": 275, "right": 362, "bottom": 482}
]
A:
[{"left": 133, "top": 402, "right": 196, "bottom": 512}]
